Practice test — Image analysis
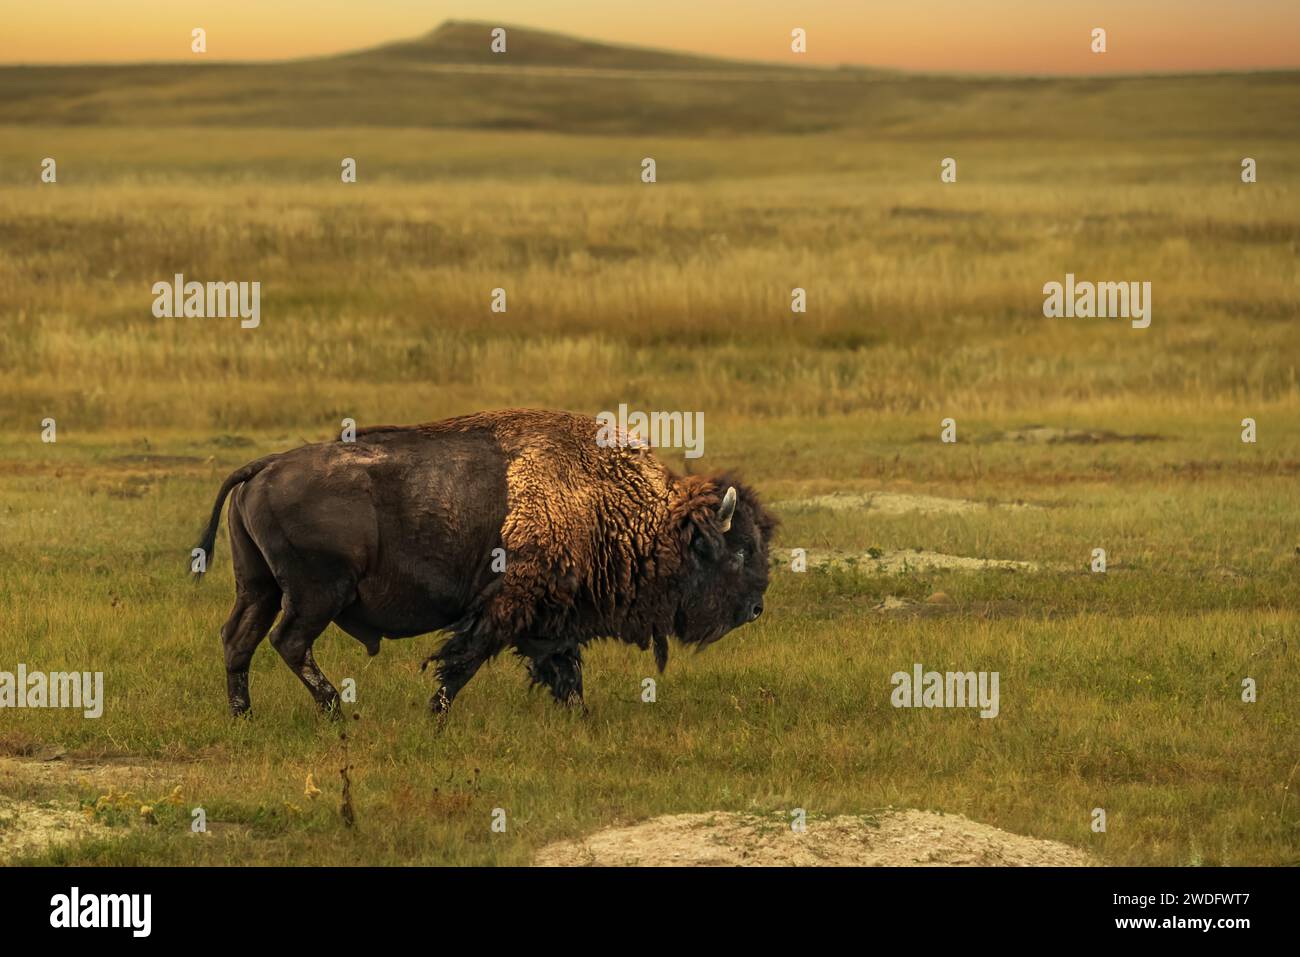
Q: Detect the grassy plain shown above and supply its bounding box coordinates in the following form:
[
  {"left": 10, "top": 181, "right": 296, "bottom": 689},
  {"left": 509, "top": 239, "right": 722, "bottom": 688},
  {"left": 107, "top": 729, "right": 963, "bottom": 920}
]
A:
[{"left": 0, "top": 43, "right": 1297, "bottom": 865}]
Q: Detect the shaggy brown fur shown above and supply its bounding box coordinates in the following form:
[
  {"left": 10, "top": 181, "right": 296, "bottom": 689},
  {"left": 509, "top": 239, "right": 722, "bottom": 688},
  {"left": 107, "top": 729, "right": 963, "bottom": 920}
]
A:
[{"left": 196, "top": 409, "right": 776, "bottom": 717}]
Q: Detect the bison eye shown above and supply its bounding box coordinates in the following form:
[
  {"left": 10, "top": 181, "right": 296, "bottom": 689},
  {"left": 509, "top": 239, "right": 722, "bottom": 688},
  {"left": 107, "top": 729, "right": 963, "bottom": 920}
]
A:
[{"left": 732, "top": 549, "right": 746, "bottom": 569}]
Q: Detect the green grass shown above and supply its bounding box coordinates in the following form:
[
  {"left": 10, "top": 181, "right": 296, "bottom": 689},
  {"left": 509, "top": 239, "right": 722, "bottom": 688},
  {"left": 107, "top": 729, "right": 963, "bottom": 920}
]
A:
[
  {"left": 0, "top": 63, "right": 1298, "bottom": 865},
  {"left": 2, "top": 417, "right": 1297, "bottom": 865}
]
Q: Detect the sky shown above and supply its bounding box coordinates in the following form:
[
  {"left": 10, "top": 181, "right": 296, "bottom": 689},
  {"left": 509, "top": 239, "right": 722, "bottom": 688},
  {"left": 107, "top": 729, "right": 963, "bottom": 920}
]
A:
[{"left": 2, "top": 0, "right": 1297, "bottom": 73}]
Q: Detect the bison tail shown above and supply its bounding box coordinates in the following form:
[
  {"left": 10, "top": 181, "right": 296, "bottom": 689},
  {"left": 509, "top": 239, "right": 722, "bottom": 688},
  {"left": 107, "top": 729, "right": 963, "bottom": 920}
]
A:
[{"left": 192, "top": 454, "right": 278, "bottom": 581}]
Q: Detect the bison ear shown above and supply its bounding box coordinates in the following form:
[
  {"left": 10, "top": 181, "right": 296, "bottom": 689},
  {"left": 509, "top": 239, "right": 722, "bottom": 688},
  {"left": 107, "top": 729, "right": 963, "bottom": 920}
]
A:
[
  {"left": 690, "top": 525, "right": 723, "bottom": 561},
  {"left": 717, "top": 486, "right": 737, "bottom": 533},
  {"left": 679, "top": 479, "right": 729, "bottom": 561}
]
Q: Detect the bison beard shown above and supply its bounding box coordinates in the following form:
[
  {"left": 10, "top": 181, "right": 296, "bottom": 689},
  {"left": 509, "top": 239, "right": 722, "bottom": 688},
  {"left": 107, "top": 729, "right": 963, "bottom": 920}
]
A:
[{"left": 194, "top": 409, "right": 776, "bottom": 720}]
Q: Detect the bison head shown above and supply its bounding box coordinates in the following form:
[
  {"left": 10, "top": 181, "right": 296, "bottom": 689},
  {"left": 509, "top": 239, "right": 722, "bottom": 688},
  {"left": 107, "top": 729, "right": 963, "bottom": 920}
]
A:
[{"left": 673, "top": 478, "right": 778, "bottom": 646}]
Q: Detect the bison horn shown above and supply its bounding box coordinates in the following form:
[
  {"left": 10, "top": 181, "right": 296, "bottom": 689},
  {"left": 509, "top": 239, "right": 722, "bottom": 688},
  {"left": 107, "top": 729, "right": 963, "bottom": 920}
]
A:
[{"left": 717, "top": 486, "right": 737, "bottom": 533}]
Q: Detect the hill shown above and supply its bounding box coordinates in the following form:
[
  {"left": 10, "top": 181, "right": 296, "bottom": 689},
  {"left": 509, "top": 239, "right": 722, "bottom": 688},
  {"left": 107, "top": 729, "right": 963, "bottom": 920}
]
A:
[
  {"left": 340, "top": 19, "right": 806, "bottom": 72},
  {"left": 0, "top": 20, "right": 1296, "bottom": 136}
]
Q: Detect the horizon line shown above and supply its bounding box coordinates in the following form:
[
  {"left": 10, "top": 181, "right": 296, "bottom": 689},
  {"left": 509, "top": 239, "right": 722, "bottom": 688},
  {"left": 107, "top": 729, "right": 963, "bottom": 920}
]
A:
[{"left": 4, "top": 17, "right": 1299, "bottom": 77}]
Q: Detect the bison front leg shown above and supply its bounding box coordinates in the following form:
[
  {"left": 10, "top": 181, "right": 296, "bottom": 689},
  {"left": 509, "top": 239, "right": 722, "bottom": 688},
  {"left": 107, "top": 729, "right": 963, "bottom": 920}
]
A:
[
  {"left": 527, "top": 648, "right": 586, "bottom": 712},
  {"left": 428, "top": 633, "right": 490, "bottom": 723}
]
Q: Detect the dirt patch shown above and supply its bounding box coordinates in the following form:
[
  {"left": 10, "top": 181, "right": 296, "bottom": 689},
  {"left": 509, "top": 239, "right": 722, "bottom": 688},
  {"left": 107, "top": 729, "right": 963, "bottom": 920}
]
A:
[
  {"left": 109, "top": 454, "right": 203, "bottom": 466},
  {"left": 0, "top": 796, "right": 110, "bottom": 858},
  {"left": 872, "top": 595, "right": 1027, "bottom": 619},
  {"left": 535, "top": 810, "right": 1097, "bottom": 867},
  {"left": 0, "top": 755, "right": 218, "bottom": 857},
  {"left": 983, "top": 425, "right": 1163, "bottom": 445},
  {"left": 809, "top": 548, "right": 1039, "bottom": 573},
  {"left": 777, "top": 492, "right": 1041, "bottom": 516},
  {"left": 0, "top": 755, "right": 169, "bottom": 790}
]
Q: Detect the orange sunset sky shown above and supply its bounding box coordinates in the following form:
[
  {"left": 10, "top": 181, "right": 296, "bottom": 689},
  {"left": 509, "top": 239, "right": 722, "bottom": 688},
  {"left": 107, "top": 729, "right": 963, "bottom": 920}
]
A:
[{"left": 1, "top": 0, "right": 1297, "bottom": 73}]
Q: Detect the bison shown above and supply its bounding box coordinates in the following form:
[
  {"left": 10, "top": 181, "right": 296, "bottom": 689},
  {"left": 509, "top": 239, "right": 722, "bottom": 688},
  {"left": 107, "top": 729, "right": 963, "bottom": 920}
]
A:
[{"left": 194, "top": 409, "right": 776, "bottom": 719}]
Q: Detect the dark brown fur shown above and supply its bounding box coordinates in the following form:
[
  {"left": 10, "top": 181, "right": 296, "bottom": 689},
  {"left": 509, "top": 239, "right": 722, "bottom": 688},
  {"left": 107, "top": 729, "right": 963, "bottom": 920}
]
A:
[{"left": 194, "top": 409, "right": 776, "bottom": 718}]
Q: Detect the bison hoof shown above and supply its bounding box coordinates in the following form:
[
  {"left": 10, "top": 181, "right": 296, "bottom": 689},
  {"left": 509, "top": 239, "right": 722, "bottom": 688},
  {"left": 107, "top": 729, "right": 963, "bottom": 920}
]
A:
[{"left": 430, "top": 687, "right": 451, "bottom": 714}]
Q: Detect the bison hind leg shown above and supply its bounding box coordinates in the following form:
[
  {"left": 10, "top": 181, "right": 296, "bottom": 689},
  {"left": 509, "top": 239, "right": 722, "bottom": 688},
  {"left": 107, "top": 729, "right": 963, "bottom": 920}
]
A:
[
  {"left": 267, "top": 587, "right": 351, "bottom": 718},
  {"left": 222, "top": 495, "right": 282, "bottom": 717},
  {"left": 221, "top": 586, "right": 280, "bottom": 717}
]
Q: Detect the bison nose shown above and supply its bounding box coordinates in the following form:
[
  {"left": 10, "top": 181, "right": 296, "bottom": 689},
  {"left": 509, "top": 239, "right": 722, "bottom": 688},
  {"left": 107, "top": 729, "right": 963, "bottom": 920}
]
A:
[{"left": 749, "top": 602, "right": 764, "bottom": 622}]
